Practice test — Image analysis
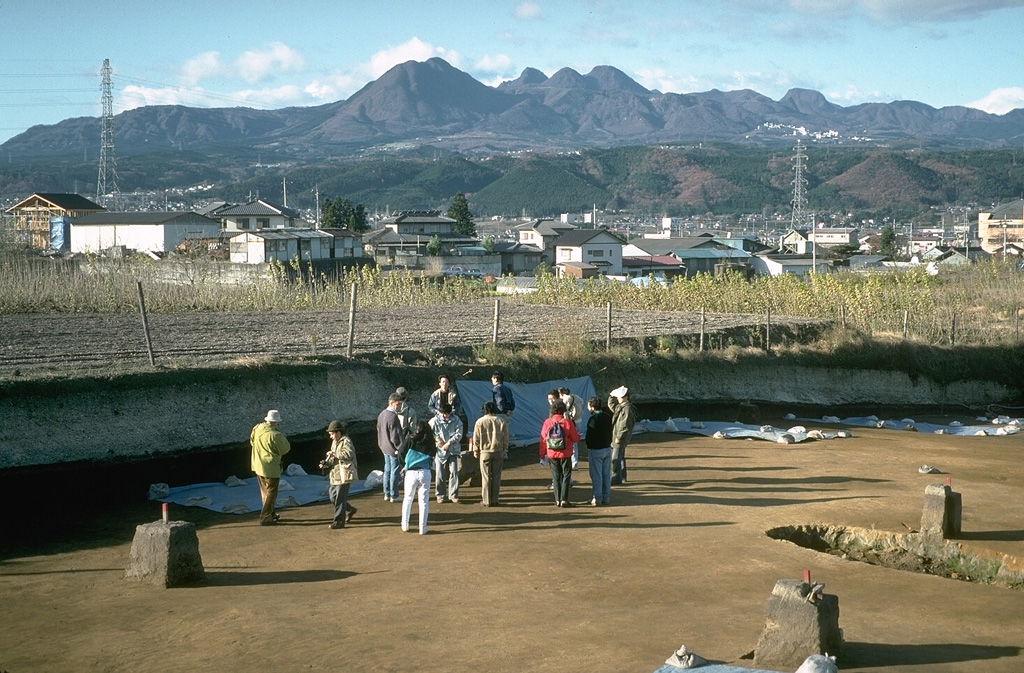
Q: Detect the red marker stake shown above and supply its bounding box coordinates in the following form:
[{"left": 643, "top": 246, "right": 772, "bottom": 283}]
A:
[
  {"left": 162, "top": 502, "right": 169, "bottom": 523},
  {"left": 946, "top": 477, "right": 952, "bottom": 487},
  {"left": 803, "top": 569, "right": 810, "bottom": 582}
]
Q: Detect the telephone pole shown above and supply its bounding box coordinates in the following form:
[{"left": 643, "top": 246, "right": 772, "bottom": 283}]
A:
[{"left": 96, "top": 59, "right": 120, "bottom": 209}]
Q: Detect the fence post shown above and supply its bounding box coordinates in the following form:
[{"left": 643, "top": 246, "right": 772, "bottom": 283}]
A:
[
  {"left": 765, "top": 306, "right": 772, "bottom": 353},
  {"left": 1016, "top": 306, "right": 1020, "bottom": 343},
  {"left": 346, "top": 282, "right": 357, "bottom": 358},
  {"left": 492, "top": 298, "right": 500, "bottom": 346},
  {"left": 903, "top": 310, "right": 909, "bottom": 339},
  {"left": 699, "top": 306, "right": 706, "bottom": 352},
  {"left": 605, "top": 301, "right": 612, "bottom": 352},
  {"left": 840, "top": 304, "right": 846, "bottom": 329},
  {"left": 135, "top": 280, "right": 156, "bottom": 366},
  {"left": 950, "top": 313, "right": 956, "bottom": 346}
]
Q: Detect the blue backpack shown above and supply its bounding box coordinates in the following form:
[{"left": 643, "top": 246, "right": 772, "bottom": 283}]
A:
[{"left": 546, "top": 420, "right": 566, "bottom": 450}]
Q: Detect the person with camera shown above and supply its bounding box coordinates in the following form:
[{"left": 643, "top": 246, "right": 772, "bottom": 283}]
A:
[{"left": 323, "top": 420, "right": 358, "bottom": 529}]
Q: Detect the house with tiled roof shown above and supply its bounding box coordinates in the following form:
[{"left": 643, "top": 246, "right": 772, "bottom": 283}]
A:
[
  {"left": 625, "top": 236, "right": 752, "bottom": 277},
  {"left": 515, "top": 219, "right": 578, "bottom": 258},
  {"left": 6, "top": 192, "right": 105, "bottom": 249},
  {"left": 362, "top": 210, "right": 478, "bottom": 266},
  {"left": 216, "top": 199, "right": 306, "bottom": 232}
]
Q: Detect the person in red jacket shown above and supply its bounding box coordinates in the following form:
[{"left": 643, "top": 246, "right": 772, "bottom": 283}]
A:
[{"left": 539, "top": 399, "right": 580, "bottom": 507}]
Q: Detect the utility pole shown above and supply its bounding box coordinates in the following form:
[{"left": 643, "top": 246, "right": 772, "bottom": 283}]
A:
[{"left": 96, "top": 59, "right": 120, "bottom": 209}]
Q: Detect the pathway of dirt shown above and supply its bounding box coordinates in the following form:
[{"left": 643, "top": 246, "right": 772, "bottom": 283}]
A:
[{"left": 1, "top": 416, "right": 1022, "bottom": 673}]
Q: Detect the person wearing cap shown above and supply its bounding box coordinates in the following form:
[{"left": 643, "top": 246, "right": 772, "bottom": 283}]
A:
[
  {"left": 250, "top": 410, "right": 291, "bottom": 526},
  {"left": 325, "top": 420, "right": 358, "bottom": 529},
  {"left": 608, "top": 386, "right": 636, "bottom": 485}
]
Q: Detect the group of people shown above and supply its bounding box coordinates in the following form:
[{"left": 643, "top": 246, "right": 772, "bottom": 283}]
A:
[{"left": 248, "top": 370, "right": 637, "bottom": 534}]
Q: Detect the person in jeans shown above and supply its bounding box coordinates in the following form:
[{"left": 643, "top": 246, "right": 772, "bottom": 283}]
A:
[
  {"left": 540, "top": 399, "right": 580, "bottom": 507},
  {"left": 584, "top": 397, "right": 613, "bottom": 506},
  {"left": 250, "top": 409, "right": 291, "bottom": 526},
  {"left": 325, "top": 420, "right": 358, "bottom": 528},
  {"left": 399, "top": 420, "right": 436, "bottom": 534},
  {"left": 429, "top": 400, "right": 463, "bottom": 503},
  {"left": 472, "top": 401, "right": 508, "bottom": 506},
  {"left": 377, "top": 392, "right": 405, "bottom": 502},
  {"left": 608, "top": 386, "right": 636, "bottom": 485}
]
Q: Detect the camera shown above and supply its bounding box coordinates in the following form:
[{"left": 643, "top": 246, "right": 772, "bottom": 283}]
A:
[{"left": 319, "top": 453, "right": 338, "bottom": 475}]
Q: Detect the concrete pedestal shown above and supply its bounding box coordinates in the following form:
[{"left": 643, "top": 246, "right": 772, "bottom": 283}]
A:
[
  {"left": 921, "top": 483, "right": 962, "bottom": 541},
  {"left": 125, "top": 520, "right": 204, "bottom": 587},
  {"left": 753, "top": 579, "right": 842, "bottom": 670}
]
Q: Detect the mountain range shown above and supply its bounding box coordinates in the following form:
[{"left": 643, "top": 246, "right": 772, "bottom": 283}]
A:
[{"left": 4, "top": 57, "right": 1024, "bottom": 160}]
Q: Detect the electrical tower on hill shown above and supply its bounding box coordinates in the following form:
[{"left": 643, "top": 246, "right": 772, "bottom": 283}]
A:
[
  {"left": 96, "top": 58, "right": 120, "bottom": 209},
  {"left": 790, "top": 139, "right": 807, "bottom": 230}
]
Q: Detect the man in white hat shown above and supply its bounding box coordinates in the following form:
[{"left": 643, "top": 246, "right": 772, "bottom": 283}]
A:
[
  {"left": 608, "top": 387, "right": 636, "bottom": 485},
  {"left": 250, "top": 410, "right": 291, "bottom": 525}
]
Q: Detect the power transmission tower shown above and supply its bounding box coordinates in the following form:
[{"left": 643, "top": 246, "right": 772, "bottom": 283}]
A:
[
  {"left": 96, "top": 58, "right": 120, "bottom": 209},
  {"left": 790, "top": 139, "right": 807, "bottom": 230}
]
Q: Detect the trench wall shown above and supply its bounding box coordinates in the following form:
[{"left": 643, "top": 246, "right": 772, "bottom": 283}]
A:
[{"left": 0, "top": 361, "right": 1012, "bottom": 470}]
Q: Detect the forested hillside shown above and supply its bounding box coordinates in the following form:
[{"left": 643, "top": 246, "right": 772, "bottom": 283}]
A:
[{"left": 3, "top": 143, "right": 1023, "bottom": 219}]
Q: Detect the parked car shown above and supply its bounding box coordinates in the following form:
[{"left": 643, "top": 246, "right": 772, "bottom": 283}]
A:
[{"left": 442, "top": 266, "right": 484, "bottom": 279}]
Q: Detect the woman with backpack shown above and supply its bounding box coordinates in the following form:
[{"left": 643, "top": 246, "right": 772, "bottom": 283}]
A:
[{"left": 540, "top": 399, "right": 580, "bottom": 507}]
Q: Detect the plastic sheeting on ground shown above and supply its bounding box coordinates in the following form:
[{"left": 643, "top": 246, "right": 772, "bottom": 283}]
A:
[
  {"left": 638, "top": 418, "right": 850, "bottom": 444},
  {"left": 458, "top": 375, "right": 597, "bottom": 447},
  {"left": 784, "top": 413, "right": 1023, "bottom": 437},
  {"left": 151, "top": 464, "right": 382, "bottom": 515}
]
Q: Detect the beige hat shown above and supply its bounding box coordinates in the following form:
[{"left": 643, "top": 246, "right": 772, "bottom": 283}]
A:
[
  {"left": 265, "top": 409, "right": 282, "bottom": 423},
  {"left": 610, "top": 386, "right": 628, "bottom": 398}
]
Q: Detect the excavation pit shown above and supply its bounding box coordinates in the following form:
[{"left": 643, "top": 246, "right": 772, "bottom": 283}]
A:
[{"left": 766, "top": 524, "right": 1024, "bottom": 590}]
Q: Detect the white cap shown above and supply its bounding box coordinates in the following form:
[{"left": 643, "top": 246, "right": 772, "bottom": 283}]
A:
[
  {"left": 265, "top": 409, "right": 282, "bottom": 423},
  {"left": 610, "top": 386, "right": 628, "bottom": 398}
]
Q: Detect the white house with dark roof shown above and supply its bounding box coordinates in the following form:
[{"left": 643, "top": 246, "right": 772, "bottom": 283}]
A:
[
  {"left": 552, "top": 229, "right": 624, "bottom": 276},
  {"left": 217, "top": 199, "right": 306, "bottom": 232},
  {"left": 70, "top": 211, "right": 221, "bottom": 254}
]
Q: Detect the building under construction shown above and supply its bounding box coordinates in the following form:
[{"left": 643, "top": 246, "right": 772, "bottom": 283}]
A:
[{"left": 4, "top": 193, "right": 106, "bottom": 250}]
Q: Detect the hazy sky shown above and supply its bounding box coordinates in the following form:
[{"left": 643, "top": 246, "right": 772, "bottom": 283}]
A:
[{"left": 2, "top": 0, "right": 1023, "bottom": 145}]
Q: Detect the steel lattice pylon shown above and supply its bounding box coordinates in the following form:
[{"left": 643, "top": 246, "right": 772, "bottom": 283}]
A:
[
  {"left": 96, "top": 59, "right": 120, "bottom": 209},
  {"left": 790, "top": 139, "right": 807, "bottom": 229}
]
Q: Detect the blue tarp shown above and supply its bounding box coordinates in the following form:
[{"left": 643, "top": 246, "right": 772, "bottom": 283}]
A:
[{"left": 458, "top": 375, "right": 597, "bottom": 447}]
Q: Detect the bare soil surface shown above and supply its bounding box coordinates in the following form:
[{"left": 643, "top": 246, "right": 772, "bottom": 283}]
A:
[
  {"left": 0, "top": 303, "right": 827, "bottom": 379},
  {"left": 2, "top": 417, "right": 1022, "bottom": 673}
]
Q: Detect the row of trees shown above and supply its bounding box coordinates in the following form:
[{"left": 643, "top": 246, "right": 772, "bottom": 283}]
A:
[
  {"left": 320, "top": 192, "right": 477, "bottom": 236},
  {"left": 320, "top": 197, "right": 369, "bottom": 231}
]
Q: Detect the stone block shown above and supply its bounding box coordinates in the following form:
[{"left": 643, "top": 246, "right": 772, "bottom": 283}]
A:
[
  {"left": 125, "top": 520, "right": 204, "bottom": 587},
  {"left": 921, "top": 483, "right": 961, "bottom": 540},
  {"left": 753, "top": 579, "right": 842, "bottom": 670}
]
